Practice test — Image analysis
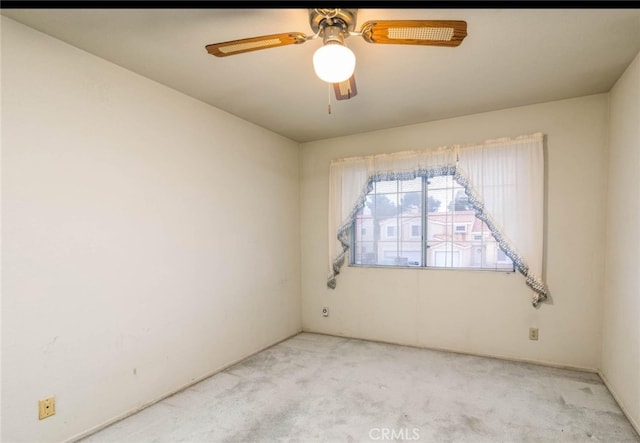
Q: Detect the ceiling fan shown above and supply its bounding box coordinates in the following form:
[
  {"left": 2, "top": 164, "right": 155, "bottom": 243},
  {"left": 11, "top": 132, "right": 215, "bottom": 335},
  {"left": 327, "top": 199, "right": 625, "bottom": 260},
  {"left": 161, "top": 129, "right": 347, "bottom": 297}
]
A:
[{"left": 205, "top": 9, "right": 467, "bottom": 101}]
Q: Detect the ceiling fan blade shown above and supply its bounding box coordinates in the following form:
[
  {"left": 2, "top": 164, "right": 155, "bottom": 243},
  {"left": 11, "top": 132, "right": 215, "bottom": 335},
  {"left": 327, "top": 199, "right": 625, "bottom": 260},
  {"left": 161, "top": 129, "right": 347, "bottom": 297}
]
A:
[
  {"left": 206, "top": 32, "right": 307, "bottom": 57},
  {"left": 360, "top": 20, "right": 467, "bottom": 47},
  {"left": 333, "top": 75, "right": 358, "bottom": 101}
]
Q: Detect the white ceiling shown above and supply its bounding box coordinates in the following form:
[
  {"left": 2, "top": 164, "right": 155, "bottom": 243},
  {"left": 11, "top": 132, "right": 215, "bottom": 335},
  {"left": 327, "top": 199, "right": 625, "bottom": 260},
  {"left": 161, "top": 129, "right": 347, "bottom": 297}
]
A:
[{"left": 2, "top": 8, "right": 640, "bottom": 142}]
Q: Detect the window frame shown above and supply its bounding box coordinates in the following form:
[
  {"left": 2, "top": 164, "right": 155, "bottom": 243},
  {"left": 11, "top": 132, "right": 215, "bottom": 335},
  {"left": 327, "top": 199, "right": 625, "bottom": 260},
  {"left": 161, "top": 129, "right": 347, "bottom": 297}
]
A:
[{"left": 349, "top": 175, "right": 515, "bottom": 273}]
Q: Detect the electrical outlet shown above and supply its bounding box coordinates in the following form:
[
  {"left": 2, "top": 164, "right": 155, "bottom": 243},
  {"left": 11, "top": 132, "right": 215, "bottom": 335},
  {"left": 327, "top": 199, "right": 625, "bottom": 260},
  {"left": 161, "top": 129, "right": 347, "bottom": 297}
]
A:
[
  {"left": 322, "top": 307, "right": 329, "bottom": 317},
  {"left": 529, "top": 328, "right": 539, "bottom": 341},
  {"left": 38, "top": 396, "right": 55, "bottom": 420}
]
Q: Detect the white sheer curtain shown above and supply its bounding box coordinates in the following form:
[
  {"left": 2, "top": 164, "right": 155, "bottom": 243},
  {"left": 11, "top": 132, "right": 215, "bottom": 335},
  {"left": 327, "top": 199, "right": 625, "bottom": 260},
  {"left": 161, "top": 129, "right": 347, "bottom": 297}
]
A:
[{"left": 327, "top": 133, "right": 548, "bottom": 307}]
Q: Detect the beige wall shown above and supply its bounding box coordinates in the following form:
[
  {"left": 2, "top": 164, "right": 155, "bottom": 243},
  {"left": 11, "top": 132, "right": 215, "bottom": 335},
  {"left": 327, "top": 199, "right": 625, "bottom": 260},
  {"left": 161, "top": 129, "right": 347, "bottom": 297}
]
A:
[
  {"left": 3, "top": 13, "right": 637, "bottom": 443},
  {"left": 301, "top": 94, "right": 609, "bottom": 371},
  {"left": 602, "top": 50, "right": 640, "bottom": 431},
  {"left": 1, "top": 18, "right": 301, "bottom": 443}
]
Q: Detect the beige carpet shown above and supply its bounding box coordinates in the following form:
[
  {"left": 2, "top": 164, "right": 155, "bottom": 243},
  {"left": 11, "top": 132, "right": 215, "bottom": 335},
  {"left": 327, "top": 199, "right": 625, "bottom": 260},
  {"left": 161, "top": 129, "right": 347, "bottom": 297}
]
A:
[{"left": 81, "top": 333, "right": 639, "bottom": 442}]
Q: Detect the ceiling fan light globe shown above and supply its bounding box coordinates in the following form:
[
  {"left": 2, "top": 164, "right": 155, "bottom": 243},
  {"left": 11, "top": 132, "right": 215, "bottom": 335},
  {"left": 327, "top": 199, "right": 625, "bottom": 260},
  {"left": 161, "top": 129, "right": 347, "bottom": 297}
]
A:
[{"left": 313, "top": 44, "right": 356, "bottom": 83}]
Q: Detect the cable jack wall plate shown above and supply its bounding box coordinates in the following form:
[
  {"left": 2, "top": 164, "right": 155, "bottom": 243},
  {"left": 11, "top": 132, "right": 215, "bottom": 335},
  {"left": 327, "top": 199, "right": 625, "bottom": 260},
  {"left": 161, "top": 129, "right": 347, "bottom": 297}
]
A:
[{"left": 39, "top": 396, "right": 56, "bottom": 420}]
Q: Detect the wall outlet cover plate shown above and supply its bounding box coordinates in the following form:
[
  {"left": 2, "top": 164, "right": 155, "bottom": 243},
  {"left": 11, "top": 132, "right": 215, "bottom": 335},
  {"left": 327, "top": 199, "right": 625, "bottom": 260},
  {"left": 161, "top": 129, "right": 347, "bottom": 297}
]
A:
[{"left": 39, "top": 396, "right": 55, "bottom": 420}]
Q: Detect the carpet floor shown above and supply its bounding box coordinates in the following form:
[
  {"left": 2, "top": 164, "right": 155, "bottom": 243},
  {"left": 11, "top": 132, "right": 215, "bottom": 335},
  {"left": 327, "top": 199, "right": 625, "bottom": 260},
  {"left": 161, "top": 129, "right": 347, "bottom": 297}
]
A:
[{"left": 80, "top": 332, "right": 639, "bottom": 442}]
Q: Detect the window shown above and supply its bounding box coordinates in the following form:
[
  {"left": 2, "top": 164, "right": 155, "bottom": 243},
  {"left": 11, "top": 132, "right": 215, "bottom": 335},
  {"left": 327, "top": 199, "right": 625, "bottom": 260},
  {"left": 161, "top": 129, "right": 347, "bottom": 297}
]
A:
[
  {"left": 351, "top": 175, "right": 514, "bottom": 271},
  {"left": 497, "top": 248, "right": 509, "bottom": 262},
  {"left": 328, "top": 133, "right": 547, "bottom": 306}
]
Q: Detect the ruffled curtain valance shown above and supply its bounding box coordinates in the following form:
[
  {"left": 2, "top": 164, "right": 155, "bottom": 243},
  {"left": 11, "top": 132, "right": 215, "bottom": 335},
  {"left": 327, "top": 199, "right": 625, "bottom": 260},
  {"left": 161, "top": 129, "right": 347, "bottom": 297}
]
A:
[{"left": 327, "top": 133, "right": 549, "bottom": 307}]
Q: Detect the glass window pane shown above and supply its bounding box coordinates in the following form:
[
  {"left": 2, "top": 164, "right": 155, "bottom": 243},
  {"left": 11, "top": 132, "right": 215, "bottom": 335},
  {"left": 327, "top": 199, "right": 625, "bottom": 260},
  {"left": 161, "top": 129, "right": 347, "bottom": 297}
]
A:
[
  {"left": 400, "top": 216, "right": 421, "bottom": 240},
  {"left": 428, "top": 175, "right": 453, "bottom": 190},
  {"left": 429, "top": 249, "right": 460, "bottom": 267},
  {"left": 370, "top": 194, "right": 398, "bottom": 219},
  {"left": 400, "top": 242, "right": 422, "bottom": 266},
  {"left": 401, "top": 191, "right": 421, "bottom": 213},
  {"left": 378, "top": 242, "right": 398, "bottom": 266},
  {"left": 386, "top": 225, "right": 396, "bottom": 238},
  {"left": 352, "top": 173, "right": 515, "bottom": 272},
  {"left": 400, "top": 177, "right": 422, "bottom": 192},
  {"left": 355, "top": 242, "right": 376, "bottom": 265},
  {"left": 355, "top": 216, "right": 373, "bottom": 242},
  {"left": 375, "top": 180, "right": 398, "bottom": 194}
]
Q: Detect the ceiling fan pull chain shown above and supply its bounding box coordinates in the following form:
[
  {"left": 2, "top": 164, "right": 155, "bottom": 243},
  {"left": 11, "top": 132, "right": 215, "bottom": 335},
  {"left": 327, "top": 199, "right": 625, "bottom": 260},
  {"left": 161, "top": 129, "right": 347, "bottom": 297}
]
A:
[{"left": 328, "top": 83, "right": 332, "bottom": 115}]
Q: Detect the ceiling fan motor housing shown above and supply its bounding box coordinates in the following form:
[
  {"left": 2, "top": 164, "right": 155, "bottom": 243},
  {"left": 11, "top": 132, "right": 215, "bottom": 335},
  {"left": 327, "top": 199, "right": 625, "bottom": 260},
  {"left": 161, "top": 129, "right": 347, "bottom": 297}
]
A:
[
  {"left": 323, "top": 25, "right": 347, "bottom": 45},
  {"left": 309, "top": 8, "right": 358, "bottom": 35}
]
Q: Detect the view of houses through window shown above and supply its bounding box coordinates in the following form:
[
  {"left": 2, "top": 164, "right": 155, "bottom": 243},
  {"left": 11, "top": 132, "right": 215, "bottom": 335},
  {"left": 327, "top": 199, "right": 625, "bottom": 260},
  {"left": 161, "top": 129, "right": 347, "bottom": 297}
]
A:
[{"left": 351, "top": 176, "right": 515, "bottom": 271}]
